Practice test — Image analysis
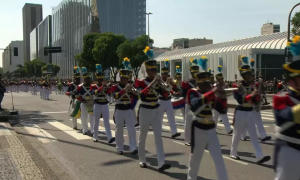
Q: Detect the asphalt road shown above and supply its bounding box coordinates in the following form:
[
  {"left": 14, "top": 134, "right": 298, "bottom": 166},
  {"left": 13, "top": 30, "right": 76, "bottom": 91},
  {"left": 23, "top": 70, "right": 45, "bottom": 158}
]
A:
[{"left": 2, "top": 92, "right": 277, "bottom": 180}]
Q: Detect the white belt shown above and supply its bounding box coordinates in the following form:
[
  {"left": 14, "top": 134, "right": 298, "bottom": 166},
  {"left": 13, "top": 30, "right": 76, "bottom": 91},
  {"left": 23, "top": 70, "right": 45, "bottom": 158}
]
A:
[
  {"left": 140, "top": 101, "right": 158, "bottom": 106},
  {"left": 94, "top": 97, "right": 107, "bottom": 100},
  {"left": 115, "top": 101, "right": 131, "bottom": 105}
]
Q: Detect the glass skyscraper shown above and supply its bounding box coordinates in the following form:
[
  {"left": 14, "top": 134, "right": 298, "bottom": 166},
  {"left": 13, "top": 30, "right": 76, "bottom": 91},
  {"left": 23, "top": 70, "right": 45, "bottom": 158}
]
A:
[
  {"left": 38, "top": 15, "right": 52, "bottom": 64},
  {"left": 52, "top": 0, "right": 99, "bottom": 78},
  {"left": 30, "top": 28, "right": 38, "bottom": 60}
]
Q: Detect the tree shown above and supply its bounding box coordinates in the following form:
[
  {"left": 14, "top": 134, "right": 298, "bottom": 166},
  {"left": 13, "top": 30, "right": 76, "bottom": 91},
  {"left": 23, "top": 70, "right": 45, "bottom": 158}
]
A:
[
  {"left": 92, "top": 32, "right": 126, "bottom": 81},
  {"left": 292, "top": 11, "right": 300, "bottom": 36},
  {"left": 24, "top": 59, "right": 46, "bottom": 77},
  {"left": 117, "top": 35, "right": 154, "bottom": 79},
  {"left": 41, "top": 64, "right": 61, "bottom": 76},
  {"left": 14, "top": 64, "right": 27, "bottom": 78},
  {"left": 77, "top": 33, "right": 101, "bottom": 71}
]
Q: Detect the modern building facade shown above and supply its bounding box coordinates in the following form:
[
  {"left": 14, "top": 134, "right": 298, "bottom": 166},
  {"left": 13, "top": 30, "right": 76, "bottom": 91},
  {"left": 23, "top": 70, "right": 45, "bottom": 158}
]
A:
[
  {"left": 38, "top": 15, "right": 52, "bottom": 64},
  {"left": 52, "top": 0, "right": 100, "bottom": 78},
  {"left": 189, "top": 38, "right": 213, "bottom": 48},
  {"left": 30, "top": 27, "right": 38, "bottom": 60},
  {"left": 261, "top": 23, "right": 280, "bottom": 35},
  {"left": 22, "top": 3, "right": 43, "bottom": 63},
  {"left": 152, "top": 32, "right": 288, "bottom": 81},
  {"left": 2, "top": 41, "right": 24, "bottom": 74},
  {"left": 96, "top": 0, "right": 146, "bottom": 40}
]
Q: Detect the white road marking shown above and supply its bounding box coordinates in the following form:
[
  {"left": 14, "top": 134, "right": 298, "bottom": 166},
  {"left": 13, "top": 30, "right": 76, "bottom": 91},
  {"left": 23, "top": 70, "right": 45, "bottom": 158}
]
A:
[
  {"left": 41, "top": 111, "right": 68, "bottom": 114},
  {"left": 24, "top": 124, "right": 57, "bottom": 143},
  {"left": 48, "top": 121, "right": 91, "bottom": 140},
  {"left": 173, "top": 141, "right": 248, "bottom": 165}
]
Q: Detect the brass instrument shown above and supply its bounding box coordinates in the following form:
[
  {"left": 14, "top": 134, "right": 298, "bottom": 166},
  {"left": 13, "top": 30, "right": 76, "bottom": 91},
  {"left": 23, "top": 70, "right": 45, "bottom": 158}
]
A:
[{"left": 126, "top": 84, "right": 137, "bottom": 93}]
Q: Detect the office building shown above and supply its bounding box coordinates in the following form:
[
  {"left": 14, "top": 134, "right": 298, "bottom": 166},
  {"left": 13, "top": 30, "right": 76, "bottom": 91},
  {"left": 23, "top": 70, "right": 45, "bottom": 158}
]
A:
[
  {"left": 96, "top": 0, "right": 146, "bottom": 40},
  {"left": 189, "top": 38, "right": 213, "bottom": 48},
  {"left": 171, "top": 38, "right": 213, "bottom": 50},
  {"left": 22, "top": 3, "right": 43, "bottom": 63},
  {"left": 38, "top": 15, "right": 52, "bottom": 64},
  {"left": 30, "top": 27, "right": 38, "bottom": 60},
  {"left": 52, "top": 0, "right": 100, "bottom": 77},
  {"left": 261, "top": 23, "right": 280, "bottom": 35},
  {"left": 2, "top": 41, "right": 24, "bottom": 74}
]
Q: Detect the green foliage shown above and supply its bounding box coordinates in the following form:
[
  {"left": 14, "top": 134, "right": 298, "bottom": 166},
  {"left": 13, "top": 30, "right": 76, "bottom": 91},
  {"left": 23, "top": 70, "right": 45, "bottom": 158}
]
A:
[
  {"left": 24, "top": 59, "right": 46, "bottom": 77},
  {"left": 92, "top": 32, "right": 126, "bottom": 81},
  {"left": 117, "top": 35, "right": 153, "bottom": 78},
  {"left": 77, "top": 33, "right": 102, "bottom": 71},
  {"left": 292, "top": 11, "right": 300, "bottom": 36},
  {"left": 41, "top": 64, "right": 61, "bottom": 76},
  {"left": 13, "top": 64, "right": 27, "bottom": 78}
]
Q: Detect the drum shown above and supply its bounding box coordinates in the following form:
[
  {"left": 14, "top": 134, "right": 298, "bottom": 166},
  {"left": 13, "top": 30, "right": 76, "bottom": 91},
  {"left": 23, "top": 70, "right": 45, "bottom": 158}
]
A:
[
  {"left": 69, "top": 100, "right": 81, "bottom": 117},
  {"left": 171, "top": 97, "right": 185, "bottom": 110},
  {"left": 85, "top": 100, "right": 94, "bottom": 114}
]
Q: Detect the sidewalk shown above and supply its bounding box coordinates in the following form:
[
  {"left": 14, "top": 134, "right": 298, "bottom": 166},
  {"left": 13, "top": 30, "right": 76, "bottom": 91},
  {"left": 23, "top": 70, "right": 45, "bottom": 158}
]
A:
[
  {"left": 0, "top": 122, "right": 75, "bottom": 180},
  {"left": 0, "top": 122, "right": 45, "bottom": 180}
]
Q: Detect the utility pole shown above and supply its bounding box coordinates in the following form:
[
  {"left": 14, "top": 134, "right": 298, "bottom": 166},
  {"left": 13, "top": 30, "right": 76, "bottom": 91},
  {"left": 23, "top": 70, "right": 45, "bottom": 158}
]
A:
[{"left": 144, "top": 12, "right": 153, "bottom": 46}]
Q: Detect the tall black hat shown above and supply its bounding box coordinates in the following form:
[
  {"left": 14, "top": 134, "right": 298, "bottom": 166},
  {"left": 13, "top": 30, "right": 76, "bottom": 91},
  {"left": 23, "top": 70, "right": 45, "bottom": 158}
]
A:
[
  {"left": 175, "top": 66, "right": 182, "bottom": 77},
  {"left": 195, "top": 72, "right": 211, "bottom": 84},
  {"left": 239, "top": 56, "right": 252, "bottom": 76},
  {"left": 190, "top": 58, "right": 200, "bottom": 73},
  {"left": 143, "top": 46, "right": 157, "bottom": 71},
  {"left": 81, "top": 67, "right": 90, "bottom": 78},
  {"left": 95, "top": 64, "right": 104, "bottom": 79},
  {"left": 120, "top": 57, "right": 131, "bottom": 78},
  {"left": 215, "top": 65, "right": 224, "bottom": 79},
  {"left": 73, "top": 66, "right": 81, "bottom": 78},
  {"left": 283, "top": 36, "right": 300, "bottom": 80},
  {"left": 161, "top": 59, "right": 170, "bottom": 74}
]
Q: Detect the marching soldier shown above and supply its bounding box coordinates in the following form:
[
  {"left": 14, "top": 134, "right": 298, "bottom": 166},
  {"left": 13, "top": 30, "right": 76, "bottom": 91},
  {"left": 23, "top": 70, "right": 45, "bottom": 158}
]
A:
[
  {"left": 158, "top": 59, "right": 180, "bottom": 138},
  {"left": 111, "top": 58, "right": 138, "bottom": 155},
  {"left": 212, "top": 65, "right": 232, "bottom": 134},
  {"left": 91, "top": 64, "right": 115, "bottom": 143},
  {"left": 135, "top": 46, "right": 171, "bottom": 171},
  {"left": 66, "top": 67, "right": 81, "bottom": 130},
  {"left": 173, "top": 66, "right": 185, "bottom": 118},
  {"left": 273, "top": 35, "right": 300, "bottom": 180},
  {"left": 241, "top": 60, "right": 271, "bottom": 141},
  {"left": 182, "top": 58, "right": 199, "bottom": 146},
  {"left": 187, "top": 64, "right": 228, "bottom": 180},
  {"left": 75, "top": 67, "right": 94, "bottom": 135},
  {"left": 230, "top": 56, "right": 270, "bottom": 164}
]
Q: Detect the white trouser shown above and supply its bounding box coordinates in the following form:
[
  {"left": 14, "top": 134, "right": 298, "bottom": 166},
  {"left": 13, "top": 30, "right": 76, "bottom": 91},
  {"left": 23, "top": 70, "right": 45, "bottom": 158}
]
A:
[
  {"left": 180, "top": 107, "right": 185, "bottom": 120},
  {"left": 139, "top": 107, "right": 165, "bottom": 167},
  {"left": 231, "top": 110, "right": 264, "bottom": 161},
  {"left": 40, "top": 88, "right": 44, "bottom": 99},
  {"left": 158, "top": 99, "right": 178, "bottom": 135},
  {"left": 188, "top": 128, "right": 228, "bottom": 180},
  {"left": 184, "top": 104, "right": 193, "bottom": 144},
  {"left": 115, "top": 109, "right": 137, "bottom": 151},
  {"left": 241, "top": 110, "right": 268, "bottom": 139},
  {"left": 213, "top": 109, "right": 232, "bottom": 133},
  {"left": 44, "top": 89, "right": 49, "bottom": 99},
  {"left": 93, "top": 103, "right": 112, "bottom": 140},
  {"left": 80, "top": 103, "right": 94, "bottom": 134},
  {"left": 275, "top": 145, "right": 300, "bottom": 180},
  {"left": 72, "top": 117, "right": 77, "bottom": 128}
]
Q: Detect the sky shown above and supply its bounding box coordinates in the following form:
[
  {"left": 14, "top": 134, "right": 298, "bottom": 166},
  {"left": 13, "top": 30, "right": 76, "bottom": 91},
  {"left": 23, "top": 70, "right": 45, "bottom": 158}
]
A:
[{"left": 1, "top": 0, "right": 300, "bottom": 67}]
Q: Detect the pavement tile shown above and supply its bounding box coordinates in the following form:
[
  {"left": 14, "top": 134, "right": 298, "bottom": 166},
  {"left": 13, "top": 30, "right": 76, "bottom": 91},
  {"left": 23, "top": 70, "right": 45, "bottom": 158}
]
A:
[
  {"left": 6, "top": 135, "right": 46, "bottom": 180},
  {"left": 0, "top": 149, "right": 21, "bottom": 180}
]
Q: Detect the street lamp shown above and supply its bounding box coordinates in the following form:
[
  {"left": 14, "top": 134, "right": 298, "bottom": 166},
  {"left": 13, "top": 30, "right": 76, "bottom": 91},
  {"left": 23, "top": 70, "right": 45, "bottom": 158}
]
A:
[
  {"left": 144, "top": 12, "right": 153, "bottom": 46},
  {"left": 287, "top": 3, "right": 300, "bottom": 62}
]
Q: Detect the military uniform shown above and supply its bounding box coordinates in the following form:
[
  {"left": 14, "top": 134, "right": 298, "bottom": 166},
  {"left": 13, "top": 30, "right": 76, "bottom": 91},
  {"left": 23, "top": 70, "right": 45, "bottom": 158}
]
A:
[
  {"left": 91, "top": 64, "right": 115, "bottom": 143},
  {"left": 187, "top": 58, "right": 228, "bottom": 180},
  {"left": 230, "top": 56, "right": 270, "bottom": 164},
  {"left": 66, "top": 67, "right": 81, "bottom": 129},
  {"left": 158, "top": 60, "right": 180, "bottom": 138},
  {"left": 273, "top": 36, "right": 300, "bottom": 180},
  {"left": 111, "top": 58, "right": 138, "bottom": 154},
  {"left": 182, "top": 59, "right": 199, "bottom": 146},
  {"left": 75, "top": 67, "right": 94, "bottom": 135},
  {"left": 212, "top": 67, "right": 232, "bottom": 134}
]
